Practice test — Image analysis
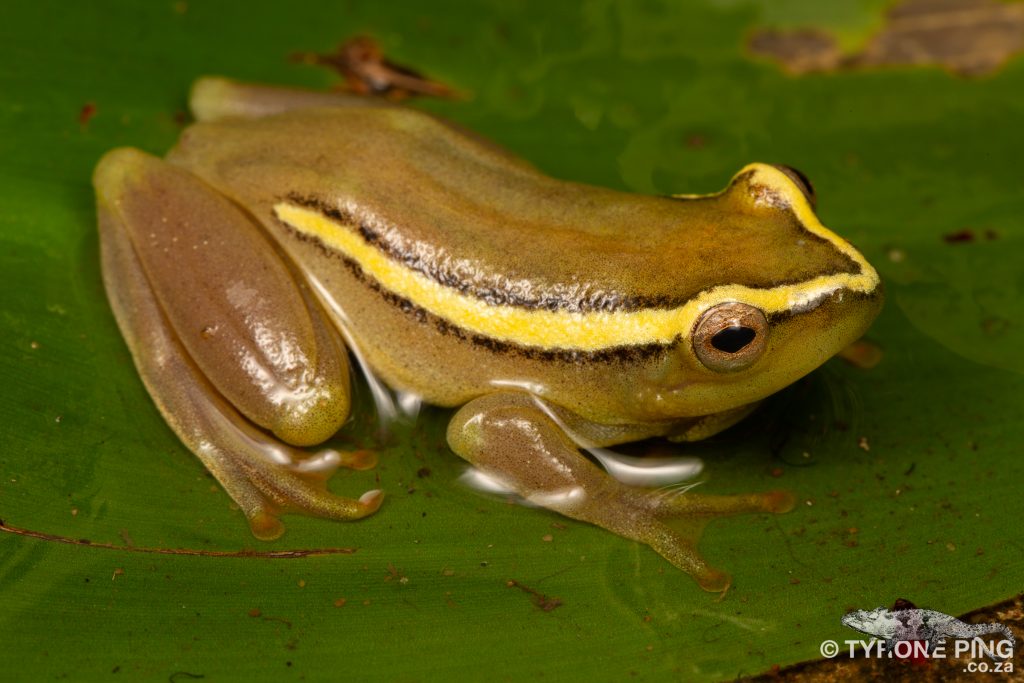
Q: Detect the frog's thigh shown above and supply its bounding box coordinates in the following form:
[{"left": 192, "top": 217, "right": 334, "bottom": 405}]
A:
[
  {"left": 96, "top": 149, "right": 380, "bottom": 539},
  {"left": 447, "top": 393, "right": 794, "bottom": 592},
  {"left": 97, "top": 147, "right": 350, "bottom": 446}
]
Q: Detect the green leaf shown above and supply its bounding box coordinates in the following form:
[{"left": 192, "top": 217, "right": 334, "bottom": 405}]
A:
[{"left": 2, "top": 1, "right": 1022, "bottom": 680}]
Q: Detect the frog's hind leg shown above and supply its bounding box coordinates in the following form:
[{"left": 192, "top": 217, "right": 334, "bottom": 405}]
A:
[
  {"left": 189, "top": 77, "right": 395, "bottom": 122},
  {"left": 95, "top": 148, "right": 381, "bottom": 539},
  {"left": 447, "top": 392, "right": 792, "bottom": 592}
]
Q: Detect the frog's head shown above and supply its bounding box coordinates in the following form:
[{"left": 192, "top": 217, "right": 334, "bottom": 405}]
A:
[
  {"left": 842, "top": 607, "right": 895, "bottom": 635},
  {"left": 633, "top": 163, "right": 883, "bottom": 420}
]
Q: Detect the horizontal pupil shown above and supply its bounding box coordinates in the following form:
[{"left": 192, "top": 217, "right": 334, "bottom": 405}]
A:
[{"left": 711, "top": 325, "right": 756, "bottom": 353}]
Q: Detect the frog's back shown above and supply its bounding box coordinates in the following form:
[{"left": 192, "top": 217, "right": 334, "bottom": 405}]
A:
[
  {"left": 170, "top": 105, "right": 856, "bottom": 313},
  {"left": 166, "top": 103, "right": 879, "bottom": 414}
]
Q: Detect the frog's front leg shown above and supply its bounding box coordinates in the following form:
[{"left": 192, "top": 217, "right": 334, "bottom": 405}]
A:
[
  {"left": 447, "top": 393, "right": 793, "bottom": 592},
  {"left": 95, "top": 148, "right": 382, "bottom": 539}
]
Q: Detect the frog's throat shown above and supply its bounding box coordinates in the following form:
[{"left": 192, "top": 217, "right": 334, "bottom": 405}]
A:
[{"left": 272, "top": 165, "right": 879, "bottom": 354}]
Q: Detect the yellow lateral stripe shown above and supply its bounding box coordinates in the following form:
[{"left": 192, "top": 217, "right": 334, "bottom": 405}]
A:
[{"left": 273, "top": 165, "right": 878, "bottom": 352}]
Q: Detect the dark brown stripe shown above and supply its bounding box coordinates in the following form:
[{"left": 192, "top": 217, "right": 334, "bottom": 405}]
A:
[
  {"left": 274, "top": 209, "right": 675, "bottom": 365},
  {"left": 285, "top": 193, "right": 687, "bottom": 313},
  {"left": 282, "top": 192, "right": 863, "bottom": 316}
]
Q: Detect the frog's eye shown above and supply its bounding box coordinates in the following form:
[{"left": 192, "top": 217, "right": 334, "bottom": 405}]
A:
[
  {"left": 773, "top": 165, "right": 816, "bottom": 209},
  {"left": 692, "top": 302, "right": 768, "bottom": 373}
]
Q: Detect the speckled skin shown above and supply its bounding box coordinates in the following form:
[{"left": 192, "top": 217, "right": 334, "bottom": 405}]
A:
[{"left": 93, "top": 79, "right": 882, "bottom": 590}]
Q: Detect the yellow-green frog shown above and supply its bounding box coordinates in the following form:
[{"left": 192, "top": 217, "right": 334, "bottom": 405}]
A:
[{"left": 93, "top": 78, "right": 882, "bottom": 591}]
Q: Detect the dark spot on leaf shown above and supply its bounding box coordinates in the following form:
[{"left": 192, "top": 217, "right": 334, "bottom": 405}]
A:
[
  {"left": 506, "top": 579, "right": 564, "bottom": 612},
  {"left": 78, "top": 102, "right": 96, "bottom": 126},
  {"left": 944, "top": 228, "right": 976, "bottom": 243},
  {"left": 982, "top": 316, "right": 1010, "bottom": 336},
  {"left": 749, "top": 28, "right": 840, "bottom": 74}
]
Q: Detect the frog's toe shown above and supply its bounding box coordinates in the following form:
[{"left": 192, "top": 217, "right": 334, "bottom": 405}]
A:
[
  {"left": 696, "top": 568, "right": 731, "bottom": 594},
  {"left": 632, "top": 517, "right": 734, "bottom": 592},
  {"left": 237, "top": 465, "right": 384, "bottom": 541},
  {"left": 248, "top": 511, "right": 286, "bottom": 541},
  {"left": 342, "top": 449, "right": 378, "bottom": 471},
  {"left": 291, "top": 447, "right": 378, "bottom": 475},
  {"left": 359, "top": 488, "right": 385, "bottom": 508},
  {"left": 657, "top": 488, "right": 796, "bottom": 518},
  {"left": 246, "top": 489, "right": 381, "bottom": 541},
  {"left": 765, "top": 489, "right": 797, "bottom": 514},
  {"left": 601, "top": 485, "right": 793, "bottom": 589},
  {"left": 239, "top": 444, "right": 384, "bottom": 531},
  {"left": 626, "top": 487, "right": 792, "bottom": 591}
]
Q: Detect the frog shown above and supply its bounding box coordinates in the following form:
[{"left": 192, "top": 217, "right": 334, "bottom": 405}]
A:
[{"left": 93, "top": 77, "right": 882, "bottom": 591}]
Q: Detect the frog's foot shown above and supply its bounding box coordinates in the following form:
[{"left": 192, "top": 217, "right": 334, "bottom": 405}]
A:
[
  {"left": 635, "top": 487, "right": 795, "bottom": 591},
  {"left": 204, "top": 409, "right": 384, "bottom": 540},
  {"left": 97, "top": 148, "right": 381, "bottom": 540},
  {"left": 201, "top": 401, "right": 384, "bottom": 540},
  {"left": 447, "top": 393, "right": 791, "bottom": 592}
]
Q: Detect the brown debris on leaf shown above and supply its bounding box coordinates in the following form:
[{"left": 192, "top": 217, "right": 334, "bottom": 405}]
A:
[
  {"left": 943, "top": 227, "right": 1000, "bottom": 243},
  {"left": 749, "top": 0, "right": 1024, "bottom": 77},
  {"left": 79, "top": 102, "right": 97, "bottom": 127},
  {"left": 294, "top": 36, "right": 460, "bottom": 101},
  {"left": 749, "top": 29, "right": 842, "bottom": 74},
  {"left": 943, "top": 228, "right": 977, "bottom": 243},
  {"left": 506, "top": 579, "right": 563, "bottom": 612}
]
